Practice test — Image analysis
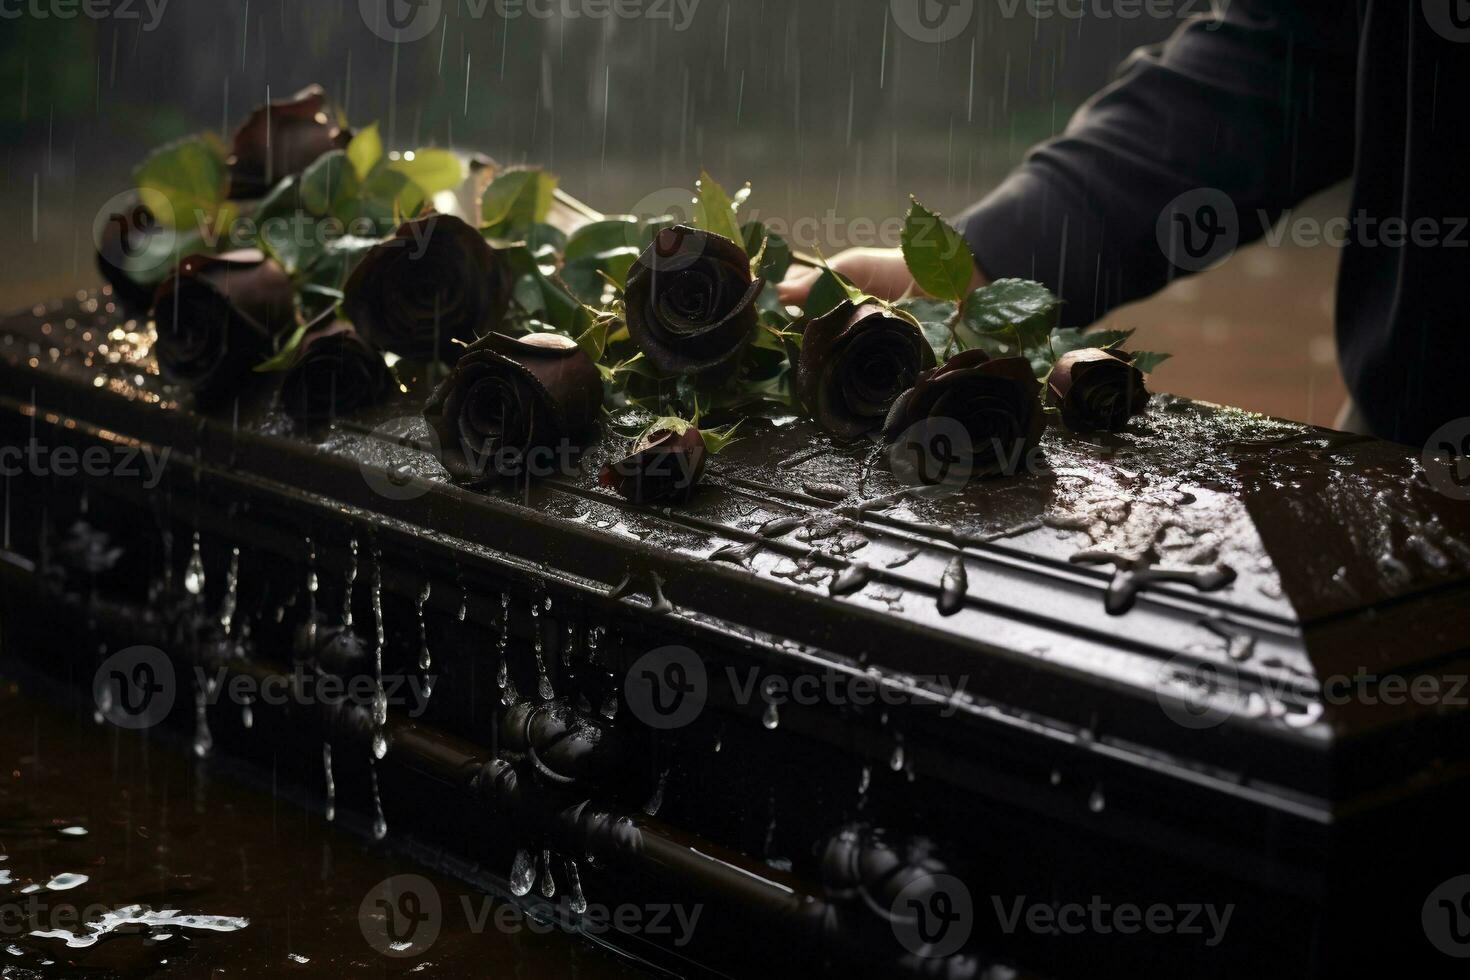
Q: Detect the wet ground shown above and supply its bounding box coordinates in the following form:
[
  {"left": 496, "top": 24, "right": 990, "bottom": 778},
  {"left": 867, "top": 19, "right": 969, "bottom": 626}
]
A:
[{"left": 0, "top": 668, "right": 655, "bottom": 979}]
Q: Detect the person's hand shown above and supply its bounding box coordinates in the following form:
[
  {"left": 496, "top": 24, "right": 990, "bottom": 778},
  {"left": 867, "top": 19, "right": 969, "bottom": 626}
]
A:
[{"left": 776, "top": 247, "right": 988, "bottom": 307}]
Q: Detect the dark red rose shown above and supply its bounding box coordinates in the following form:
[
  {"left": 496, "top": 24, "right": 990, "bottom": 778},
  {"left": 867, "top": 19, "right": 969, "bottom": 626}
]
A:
[
  {"left": 598, "top": 423, "right": 707, "bottom": 503},
  {"left": 95, "top": 199, "right": 165, "bottom": 316},
  {"left": 280, "top": 315, "right": 393, "bottom": 424},
  {"left": 624, "top": 225, "right": 763, "bottom": 378},
  {"left": 344, "top": 213, "right": 514, "bottom": 363},
  {"left": 1046, "top": 348, "right": 1151, "bottom": 433},
  {"left": 228, "top": 84, "right": 351, "bottom": 199},
  {"left": 424, "top": 332, "right": 603, "bottom": 483},
  {"left": 883, "top": 351, "right": 1044, "bottom": 478},
  {"left": 797, "top": 300, "right": 936, "bottom": 439},
  {"left": 153, "top": 249, "right": 296, "bottom": 395}
]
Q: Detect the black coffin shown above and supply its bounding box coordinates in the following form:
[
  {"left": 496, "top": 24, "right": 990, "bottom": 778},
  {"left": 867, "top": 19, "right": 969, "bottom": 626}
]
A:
[{"left": 2, "top": 293, "right": 1470, "bottom": 979}]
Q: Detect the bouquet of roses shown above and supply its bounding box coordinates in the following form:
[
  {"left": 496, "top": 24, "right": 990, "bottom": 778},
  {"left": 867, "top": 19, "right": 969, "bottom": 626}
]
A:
[{"left": 101, "top": 83, "right": 1169, "bottom": 505}]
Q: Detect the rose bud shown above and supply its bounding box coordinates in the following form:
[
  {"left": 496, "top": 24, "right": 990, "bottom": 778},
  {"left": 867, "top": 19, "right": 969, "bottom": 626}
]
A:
[
  {"left": 1046, "top": 348, "right": 1151, "bottom": 433},
  {"left": 598, "top": 421, "right": 708, "bottom": 504},
  {"left": 153, "top": 249, "right": 295, "bottom": 396},
  {"left": 424, "top": 332, "right": 603, "bottom": 483},
  {"left": 883, "top": 351, "right": 1045, "bottom": 478},
  {"left": 796, "top": 299, "right": 936, "bottom": 440},
  {"left": 624, "top": 225, "right": 764, "bottom": 379},
  {"left": 228, "top": 84, "right": 351, "bottom": 199},
  {"left": 344, "top": 213, "right": 514, "bottom": 363},
  {"left": 95, "top": 200, "right": 164, "bottom": 316},
  {"left": 280, "top": 315, "right": 393, "bottom": 424}
]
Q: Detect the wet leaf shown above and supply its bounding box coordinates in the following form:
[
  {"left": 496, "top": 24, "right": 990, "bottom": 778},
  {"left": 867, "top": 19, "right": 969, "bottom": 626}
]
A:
[{"left": 901, "top": 198, "right": 975, "bottom": 303}]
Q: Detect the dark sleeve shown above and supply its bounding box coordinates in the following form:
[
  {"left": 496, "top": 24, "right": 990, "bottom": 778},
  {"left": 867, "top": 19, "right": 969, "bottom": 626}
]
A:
[{"left": 955, "top": 0, "right": 1360, "bottom": 328}]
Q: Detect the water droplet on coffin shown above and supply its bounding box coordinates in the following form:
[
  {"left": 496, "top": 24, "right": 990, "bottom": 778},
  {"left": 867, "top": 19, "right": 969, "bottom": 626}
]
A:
[
  {"left": 510, "top": 849, "right": 536, "bottom": 897},
  {"left": 938, "top": 554, "right": 967, "bottom": 616},
  {"left": 762, "top": 702, "right": 780, "bottom": 730},
  {"left": 372, "top": 732, "right": 388, "bottom": 760}
]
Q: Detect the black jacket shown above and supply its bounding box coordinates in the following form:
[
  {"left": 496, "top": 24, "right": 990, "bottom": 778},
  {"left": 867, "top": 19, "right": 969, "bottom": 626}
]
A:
[{"left": 956, "top": 0, "right": 1468, "bottom": 446}]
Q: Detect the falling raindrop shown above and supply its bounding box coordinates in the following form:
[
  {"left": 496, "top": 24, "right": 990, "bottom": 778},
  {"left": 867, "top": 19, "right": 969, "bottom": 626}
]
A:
[
  {"left": 857, "top": 765, "right": 871, "bottom": 794},
  {"left": 416, "top": 581, "right": 432, "bottom": 671},
  {"left": 889, "top": 742, "right": 905, "bottom": 772},
  {"left": 531, "top": 598, "right": 553, "bottom": 700},
  {"left": 762, "top": 702, "right": 780, "bottom": 730},
  {"left": 1050, "top": 769, "right": 1062, "bottom": 787},
  {"left": 240, "top": 697, "right": 253, "bottom": 730},
  {"left": 538, "top": 849, "right": 556, "bottom": 898},
  {"left": 565, "top": 859, "right": 587, "bottom": 914},
  {"left": 370, "top": 763, "right": 387, "bottom": 840},
  {"left": 183, "top": 533, "right": 204, "bottom": 596},
  {"left": 322, "top": 743, "right": 336, "bottom": 822},
  {"left": 509, "top": 848, "right": 535, "bottom": 897},
  {"left": 192, "top": 686, "right": 213, "bottom": 759},
  {"left": 644, "top": 768, "right": 668, "bottom": 816},
  {"left": 1089, "top": 786, "right": 1106, "bottom": 813},
  {"left": 342, "top": 538, "right": 358, "bottom": 627},
  {"left": 372, "top": 731, "right": 388, "bottom": 761},
  {"left": 219, "top": 547, "right": 240, "bottom": 633}
]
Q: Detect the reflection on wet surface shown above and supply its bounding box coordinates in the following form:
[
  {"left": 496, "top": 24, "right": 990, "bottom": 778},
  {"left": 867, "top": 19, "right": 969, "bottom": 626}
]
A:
[{"left": 0, "top": 673, "right": 654, "bottom": 978}]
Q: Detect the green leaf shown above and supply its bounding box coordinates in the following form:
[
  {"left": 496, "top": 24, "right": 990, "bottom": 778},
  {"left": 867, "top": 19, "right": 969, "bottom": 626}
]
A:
[
  {"left": 563, "top": 249, "right": 639, "bottom": 303},
  {"left": 300, "top": 150, "right": 352, "bottom": 216},
  {"left": 566, "top": 217, "right": 643, "bottom": 260},
  {"left": 1130, "top": 351, "right": 1172, "bottom": 374},
  {"left": 700, "top": 422, "right": 742, "bottom": 455},
  {"left": 901, "top": 197, "right": 975, "bottom": 303},
  {"left": 895, "top": 297, "right": 961, "bottom": 362},
  {"left": 960, "top": 279, "right": 1063, "bottom": 353},
  {"left": 134, "top": 134, "right": 231, "bottom": 231},
  {"left": 254, "top": 321, "right": 309, "bottom": 373},
  {"left": 482, "top": 169, "right": 558, "bottom": 236},
  {"left": 693, "top": 171, "right": 745, "bottom": 245},
  {"left": 1043, "top": 327, "right": 1136, "bottom": 366},
  {"left": 388, "top": 148, "right": 463, "bottom": 198},
  {"left": 803, "top": 267, "right": 867, "bottom": 318},
  {"left": 346, "top": 123, "right": 384, "bottom": 180},
  {"left": 575, "top": 316, "right": 614, "bottom": 363},
  {"left": 743, "top": 221, "right": 792, "bottom": 282}
]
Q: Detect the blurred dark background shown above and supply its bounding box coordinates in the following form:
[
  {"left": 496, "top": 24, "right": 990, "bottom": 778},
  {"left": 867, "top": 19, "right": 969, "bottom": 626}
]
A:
[{"left": 0, "top": 0, "right": 1347, "bottom": 423}]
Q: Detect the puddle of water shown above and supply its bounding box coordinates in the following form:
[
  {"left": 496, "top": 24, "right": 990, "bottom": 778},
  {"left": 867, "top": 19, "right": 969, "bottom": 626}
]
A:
[{"left": 0, "top": 674, "right": 654, "bottom": 978}]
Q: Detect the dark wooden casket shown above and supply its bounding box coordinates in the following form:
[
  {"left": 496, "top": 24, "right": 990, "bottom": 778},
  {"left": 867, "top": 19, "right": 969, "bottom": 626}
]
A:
[{"left": 2, "top": 284, "right": 1470, "bottom": 978}]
